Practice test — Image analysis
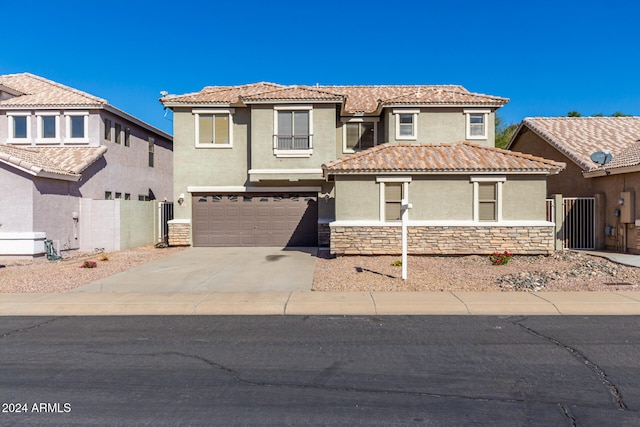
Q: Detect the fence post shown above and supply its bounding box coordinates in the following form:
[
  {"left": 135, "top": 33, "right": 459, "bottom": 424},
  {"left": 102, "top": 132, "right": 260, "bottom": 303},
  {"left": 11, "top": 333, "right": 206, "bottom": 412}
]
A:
[{"left": 553, "top": 194, "right": 563, "bottom": 251}]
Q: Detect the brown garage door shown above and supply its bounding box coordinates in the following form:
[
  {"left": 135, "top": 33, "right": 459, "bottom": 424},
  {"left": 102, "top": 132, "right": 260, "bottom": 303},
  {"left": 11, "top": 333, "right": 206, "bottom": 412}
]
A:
[{"left": 192, "top": 193, "right": 318, "bottom": 247}]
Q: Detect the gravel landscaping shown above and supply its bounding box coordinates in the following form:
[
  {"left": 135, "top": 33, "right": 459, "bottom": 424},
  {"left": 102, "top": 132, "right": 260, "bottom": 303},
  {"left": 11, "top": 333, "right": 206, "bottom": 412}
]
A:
[
  {"left": 312, "top": 251, "right": 640, "bottom": 292},
  {"left": 0, "top": 245, "right": 185, "bottom": 293},
  {"left": 1, "top": 246, "right": 639, "bottom": 293}
]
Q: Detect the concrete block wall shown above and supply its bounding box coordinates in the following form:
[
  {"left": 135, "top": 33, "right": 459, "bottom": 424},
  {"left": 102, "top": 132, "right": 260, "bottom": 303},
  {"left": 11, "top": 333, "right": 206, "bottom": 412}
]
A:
[{"left": 330, "top": 225, "right": 554, "bottom": 256}]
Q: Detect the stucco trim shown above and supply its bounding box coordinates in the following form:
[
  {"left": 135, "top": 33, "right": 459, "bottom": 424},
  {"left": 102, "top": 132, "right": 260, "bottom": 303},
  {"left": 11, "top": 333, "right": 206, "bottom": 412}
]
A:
[
  {"left": 249, "top": 169, "right": 323, "bottom": 175},
  {"left": 187, "top": 186, "right": 322, "bottom": 193}
]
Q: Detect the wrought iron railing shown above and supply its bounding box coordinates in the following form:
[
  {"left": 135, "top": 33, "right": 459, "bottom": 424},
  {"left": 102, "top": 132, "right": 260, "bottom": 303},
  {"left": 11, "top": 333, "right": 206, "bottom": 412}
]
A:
[{"left": 275, "top": 135, "right": 311, "bottom": 150}]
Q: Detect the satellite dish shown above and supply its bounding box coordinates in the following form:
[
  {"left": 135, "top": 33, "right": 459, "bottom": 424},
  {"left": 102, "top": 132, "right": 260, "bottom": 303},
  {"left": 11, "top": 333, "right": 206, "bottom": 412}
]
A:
[{"left": 590, "top": 150, "right": 613, "bottom": 165}]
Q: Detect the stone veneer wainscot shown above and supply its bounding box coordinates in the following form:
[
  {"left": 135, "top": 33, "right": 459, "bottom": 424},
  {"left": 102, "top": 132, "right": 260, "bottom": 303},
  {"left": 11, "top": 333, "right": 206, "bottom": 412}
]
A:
[{"left": 330, "top": 225, "right": 554, "bottom": 256}]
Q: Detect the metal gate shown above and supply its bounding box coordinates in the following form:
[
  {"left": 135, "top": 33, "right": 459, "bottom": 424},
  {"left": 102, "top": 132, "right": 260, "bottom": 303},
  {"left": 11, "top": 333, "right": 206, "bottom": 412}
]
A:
[
  {"left": 158, "top": 201, "right": 174, "bottom": 244},
  {"left": 561, "top": 197, "right": 595, "bottom": 250}
]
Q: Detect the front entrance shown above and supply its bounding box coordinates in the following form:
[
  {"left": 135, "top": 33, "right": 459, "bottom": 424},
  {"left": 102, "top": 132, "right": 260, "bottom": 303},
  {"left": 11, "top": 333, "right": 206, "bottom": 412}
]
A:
[{"left": 192, "top": 193, "right": 318, "bottom": 247}]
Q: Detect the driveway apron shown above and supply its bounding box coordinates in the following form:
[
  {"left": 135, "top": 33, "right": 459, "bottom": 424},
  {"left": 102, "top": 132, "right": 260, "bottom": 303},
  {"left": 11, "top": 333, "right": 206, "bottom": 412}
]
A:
[{"left": 71, "top": 247, "right": 317, "bottom": 293}]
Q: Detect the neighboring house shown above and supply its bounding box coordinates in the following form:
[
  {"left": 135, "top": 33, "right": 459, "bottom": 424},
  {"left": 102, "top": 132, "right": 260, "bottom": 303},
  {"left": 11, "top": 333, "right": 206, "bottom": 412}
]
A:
[
  {"left": 159, "top": 82, "right": 561, "bottom": 255},
  {"left": 508, "top": 116, "right": 640, "bottom": 253},
  {"left": 0, "top": 73, "right": 173, "bottom": 257}
]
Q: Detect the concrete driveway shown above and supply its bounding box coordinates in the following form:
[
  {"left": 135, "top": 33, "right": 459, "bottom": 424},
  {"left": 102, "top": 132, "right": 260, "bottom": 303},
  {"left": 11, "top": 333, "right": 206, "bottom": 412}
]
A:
[{"left": 72, "top": 247, "right": 318, "bottom": 293}]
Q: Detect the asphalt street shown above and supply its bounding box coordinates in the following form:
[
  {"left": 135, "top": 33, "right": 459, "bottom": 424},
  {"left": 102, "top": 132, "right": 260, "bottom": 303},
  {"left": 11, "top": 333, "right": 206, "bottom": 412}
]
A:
[{"left": 1, "top": 316, "right": 639, "bottom": 426}]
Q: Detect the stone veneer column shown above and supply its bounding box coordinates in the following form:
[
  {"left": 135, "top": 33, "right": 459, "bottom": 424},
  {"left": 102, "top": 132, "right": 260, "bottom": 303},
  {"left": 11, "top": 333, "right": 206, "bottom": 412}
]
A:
[{"left": 168, "top": 219, "right": 191, "bottom": 246}]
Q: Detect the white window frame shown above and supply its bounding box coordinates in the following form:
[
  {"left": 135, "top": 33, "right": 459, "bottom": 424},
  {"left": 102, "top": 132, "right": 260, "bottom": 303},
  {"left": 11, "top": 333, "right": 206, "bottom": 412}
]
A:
[
  {"left": 65, "top": 111, "right": 89, "bottom": 143},
  {"left": 471, "top": 176, "right": 505, "bottom": 222},
  {"left": 273, "top": 105, "right": 313, "bottom": 157},
  {"left": 393, "top": 109, "right": 419, "bottom": 141},
  {"left": 7, "top": 112, "right": 31, "bottom": 144},
  {"left": 377, "top": 176, "right": 411, "bottom": 222},
  {"left": 36, "top": 112, "right": 60, "bottom": 143},
  {"left": 465, "top": 109, "right": 490, "bottom": 140},
  {"left": 341, "top": 117, "right": 379, "bottom": 153},
  {"left": 193, "top": 108, "right": 234, "bottom": 148}
]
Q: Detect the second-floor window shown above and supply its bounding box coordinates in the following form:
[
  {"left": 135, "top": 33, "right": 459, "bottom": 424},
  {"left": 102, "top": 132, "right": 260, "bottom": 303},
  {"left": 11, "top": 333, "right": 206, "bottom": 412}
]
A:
[
  {"left": 343, "top": 119, "right": 378, "bottom": 153},
  {"left": 194, "top": 109, "right": 233, "bottom": 148},
  {"left": 8, "top": 113, "right": 30, "bottom": 142},
  {"left": 65, "top": 112, "right": 88, "bottom": 142},
  {"left": 36, "top": 113, "right": 60, "bottom": 142},
  {"left": 394, "top": 109, "right": 418, "bottom": 140},
  {"left": 273, "top": 105, "right": 313, "bottom": 156},
  {"left": 465, "top": 110, "right": 489, "bottom": 140}
]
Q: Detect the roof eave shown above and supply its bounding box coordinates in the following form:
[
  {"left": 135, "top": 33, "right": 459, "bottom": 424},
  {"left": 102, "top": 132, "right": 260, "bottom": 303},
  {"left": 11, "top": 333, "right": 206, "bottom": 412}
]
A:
[{"left": 324, "top": 169, "right": 559, "bottom": 176}]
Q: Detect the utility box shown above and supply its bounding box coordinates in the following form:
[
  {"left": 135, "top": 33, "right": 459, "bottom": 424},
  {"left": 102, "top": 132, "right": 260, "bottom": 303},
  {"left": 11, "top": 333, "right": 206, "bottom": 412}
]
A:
[{"left": 620, "top": 191, "right": 634, "bottom": 224}]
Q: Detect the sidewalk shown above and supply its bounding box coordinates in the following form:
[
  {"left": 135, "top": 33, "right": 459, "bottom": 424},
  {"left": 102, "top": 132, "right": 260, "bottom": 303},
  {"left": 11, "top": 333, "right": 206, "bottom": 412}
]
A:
[{"left": 2, "top": 291, "right": 640, "bottom": 316}]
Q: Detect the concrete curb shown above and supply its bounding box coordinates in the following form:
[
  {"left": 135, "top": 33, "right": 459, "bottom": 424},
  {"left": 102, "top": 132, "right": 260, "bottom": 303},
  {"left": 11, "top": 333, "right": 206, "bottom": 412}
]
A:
[{"left": 2, "top": 291, "right": 640, "bottom": 316}]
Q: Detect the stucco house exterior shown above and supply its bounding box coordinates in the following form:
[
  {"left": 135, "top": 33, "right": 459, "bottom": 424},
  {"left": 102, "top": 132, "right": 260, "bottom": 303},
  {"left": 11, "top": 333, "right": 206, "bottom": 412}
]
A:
[
  {"left": 323, "top": 142, "right": 564, "bottom": 255},
  {"left": 0, "top": 73, "right": 173, "bottom": 257},
  {"left": 160, "top": 82, "right": 564, "bottom": 254},
  {"left": 508, "top": 116, "right": 640, "bottom": 253}
]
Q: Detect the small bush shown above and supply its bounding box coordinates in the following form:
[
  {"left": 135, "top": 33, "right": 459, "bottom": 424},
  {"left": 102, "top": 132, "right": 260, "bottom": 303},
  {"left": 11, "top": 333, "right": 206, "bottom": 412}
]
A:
[
  {"left": 391, "top": 260, "right": 402, "bottom": 267},
  {"left": 81, "top": 260, "right": 97, "bottom": 269},
  {"left": 490, "top": 251, "right": 513, "bottom": 266}
]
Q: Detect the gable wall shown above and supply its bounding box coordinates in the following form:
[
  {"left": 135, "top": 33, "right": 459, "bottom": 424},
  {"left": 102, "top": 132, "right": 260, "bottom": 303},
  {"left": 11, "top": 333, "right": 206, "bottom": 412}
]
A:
[{"left": 510, "top": 130, "right": 592, "bottom": 197}]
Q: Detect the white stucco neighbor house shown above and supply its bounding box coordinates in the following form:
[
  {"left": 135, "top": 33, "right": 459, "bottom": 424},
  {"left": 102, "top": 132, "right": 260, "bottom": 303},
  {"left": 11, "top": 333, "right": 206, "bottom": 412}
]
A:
[{"left": 0, "top": 73, "right": 173, "bottom": 257}]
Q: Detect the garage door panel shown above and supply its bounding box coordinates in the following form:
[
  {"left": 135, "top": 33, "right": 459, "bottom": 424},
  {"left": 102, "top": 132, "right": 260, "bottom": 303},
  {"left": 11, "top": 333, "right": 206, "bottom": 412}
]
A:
[{"left": 192, "top": 193, "right": 317, "bottom": 247}]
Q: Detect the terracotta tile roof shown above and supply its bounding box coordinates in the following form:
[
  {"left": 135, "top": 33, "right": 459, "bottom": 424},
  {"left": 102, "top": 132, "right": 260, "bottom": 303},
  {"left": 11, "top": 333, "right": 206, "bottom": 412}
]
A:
[
  {"left": 0, "top": 144, "right": 107, "bottom": 180},
  {"left": 161, "top": 83, "right": 509, "bottom": 113},
  {"left": 322, "top": 142, "right": 565, "bottom": 175},
  {"left": 515, "top": 117, "right": 640, "bottom": 172},
  {"left": 240, "top": 86, "right": 345, "bottom": 103},
  {"left": 0, "top": 73, "right": 107, "bottom": 107}
]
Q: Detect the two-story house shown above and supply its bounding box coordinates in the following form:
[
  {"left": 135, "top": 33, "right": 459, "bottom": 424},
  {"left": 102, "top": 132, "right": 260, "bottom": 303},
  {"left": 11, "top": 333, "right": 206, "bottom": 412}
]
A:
[
  {"left": 0, "top": 73, "right": 173, "bottom": 257},
  {"left": 161, "top": 83, "right": 564, "bottom": 255}
]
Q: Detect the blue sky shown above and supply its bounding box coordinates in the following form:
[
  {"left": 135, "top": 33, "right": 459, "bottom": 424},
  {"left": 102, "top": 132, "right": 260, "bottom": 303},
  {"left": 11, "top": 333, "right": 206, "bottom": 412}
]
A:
[{"left": 2, "top": 0, "right": 638, "bottom": 135}]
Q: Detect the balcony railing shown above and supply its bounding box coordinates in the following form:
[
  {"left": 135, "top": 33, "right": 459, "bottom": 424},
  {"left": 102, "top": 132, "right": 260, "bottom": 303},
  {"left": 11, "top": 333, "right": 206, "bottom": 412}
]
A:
[{"left": 275, "top": 134, "right": 312, "bottom": 150}]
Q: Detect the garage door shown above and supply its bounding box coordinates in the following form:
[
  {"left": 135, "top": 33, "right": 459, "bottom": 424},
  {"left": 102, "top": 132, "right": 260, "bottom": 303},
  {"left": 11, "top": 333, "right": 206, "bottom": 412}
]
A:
[{"left": 192, "top": 193, "right": 318, "bottom": 247}]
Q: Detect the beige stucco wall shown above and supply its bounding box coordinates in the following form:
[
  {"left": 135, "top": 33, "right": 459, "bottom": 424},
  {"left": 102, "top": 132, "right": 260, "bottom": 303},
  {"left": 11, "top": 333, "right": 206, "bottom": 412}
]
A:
[
  {"left": 250, "top": 104, "right": 337, "bottom": 174},
  {"left": 334, "top": 174, "right": 546, "bottom": 222},
  {"left": 334, "top": 176, "right": 380, "bottom": 220},
  {"left": 384, "top": 108, "right": 496, "bottom": 146},
  {"left": 0, "top": 166, "right": 34, "bottom": 232},
  {"left": 502, "top": 177, "right": 547, "bottom": 220}
]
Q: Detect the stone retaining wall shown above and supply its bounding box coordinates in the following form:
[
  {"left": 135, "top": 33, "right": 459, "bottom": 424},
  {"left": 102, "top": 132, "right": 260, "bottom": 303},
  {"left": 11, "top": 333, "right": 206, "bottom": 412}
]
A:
[{"left": 330, "top": 225, "right": 554, "bottom": 256}]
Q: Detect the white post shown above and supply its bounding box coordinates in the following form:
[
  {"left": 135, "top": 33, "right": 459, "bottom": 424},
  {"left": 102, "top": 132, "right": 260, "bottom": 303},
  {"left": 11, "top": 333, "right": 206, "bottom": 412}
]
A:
[{"left": 401, "top": 199, "right": 412, "bottom": 280}]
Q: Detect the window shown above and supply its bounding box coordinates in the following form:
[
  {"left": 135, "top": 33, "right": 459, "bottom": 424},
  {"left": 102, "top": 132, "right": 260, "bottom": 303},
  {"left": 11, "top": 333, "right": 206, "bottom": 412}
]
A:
[
  {"left": 385, "top": 183, "right": 403, "bottom": 221},
  {"left": 124, "top": 128, "right": 130, "bottom": 147},
  {"left": 104, "top": 118, "right": 112, "bottom": 140},
  {"left": 465, "top": 110, "right": 489, "bottom": 140},
  {"left": 115, "top": 123, "right": 122, "bottom": 144},
  {"left": 65, "top": 112, "right": 88, "bottom": 141},
  {"left": 105, "top": 191, "right": 113, "bottom": 200},
  {"left": 471, "top": 176, "right": 505, "bottom": 222},
  {"left": 194, "top": 109, "right": 233, "bottom": 148},
  {"left": 478, "top": 183, "right": 496, "bottom": 221},
  {"left": 8, "top": 113, "right": 30, "bottom": 141},
  {"left": 37, "top": 113, "right": 59, "bottom": 142},
  {"left": 148, "top": 137, "right": 155, "bottom": 167},
  {"left": 377, "top": 177, "right": 411, "bottom": 222},
  {"left": 394, "top": 109, "right": 418, "bottom": 140},
  {"left": 138, "top": 194, "right": 150, "bottom": 201},
  {"left": 342, "top": 118, "right": 378, "bottom": 153},
  {"left": 115, "top": 192, "right": 122, "bottom": 199},
  {"left": 273, "top": 105, "right": 313, "bottom": 156},
  {"left": 124, "top": 193, "right": 131, "bottom": 200}
]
